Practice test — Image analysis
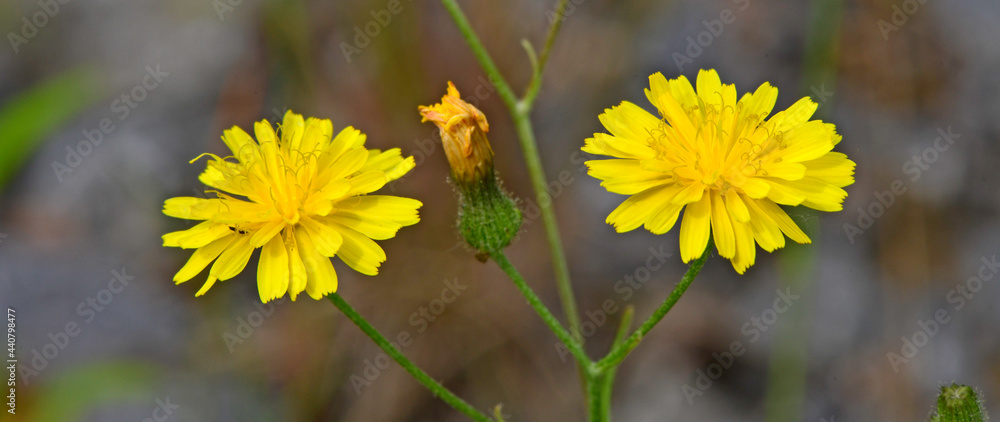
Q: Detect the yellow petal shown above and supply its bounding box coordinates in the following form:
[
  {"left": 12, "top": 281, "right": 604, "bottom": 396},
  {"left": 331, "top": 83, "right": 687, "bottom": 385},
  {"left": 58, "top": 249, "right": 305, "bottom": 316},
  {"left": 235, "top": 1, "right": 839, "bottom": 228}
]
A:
[
  {"left": 776, "top": 121, "right": 834, "bottom": 163},
  {"left": 644, "top": 203, "right": 683, "bottom": 234},
  {"left": 646, "top": 72, "right": 698, "bottom": 112},
  {"left": 295, "top": 229, "right": 338, "bottom": 300},
  {"left": 303, "top": 179, "right": 351, "bottom": 216},
  {"left": 330, "top": 222, "right": 386, "bottom": 275},
  {"left": 761, "top": 161, "right": 807, "bottom": 181},
  {"left": 346, "top": 171, "right": 388, "bottom": 196},
  {"left": 672, "top": 181, "right": 706, "bottom": 205},
  {"left": 738, "top": 177, "right": 771, "bottom": 198},
  {"left": 199, "top": 159, "right": 253, "bottom": 198},
  {"left": 710, "top": 193, "right": 736, "bottom": 258},
  {"left": 257, "top": 235, "right": 289, "bottom": 303},
  {"left": 598, "top": 101, "right": 662, "bottom": 142},
  {"left": 751, "top": 199, "right": 811, "bottom": 244},
  {"left": 678, "top": 194, "right": 711, "bottom": 262},
  {"left": 316, "top": 147, "right": 369, "bottom": 188},
  {"left": 333, "top": 195, "right": 422, "bottom": 232},
  {"left": 723, "top": 189, "right": 750, "bottom": 223},
  {"left": 763, "top": 178, "right": 806, "bottom": 206},
  {"left": 163, "top": 221, "right": 232, "bottom": 249},
  {"left": 740, "top": 82, "right": 778, "bottom": 120},
  {"left": 730, "top": 218, "right": 756, "bottom": 273},
  {"left": 325, "top": 126, "right": 366, "bottom": 161},
  {"left": 360, "top": 149, "right": 416, "bottom": 182},
  {"left": 163, "top": 197, "right": 225, "bottom": 220},
  {"left": 696, "top": 69, "right": 723, "bottom": 106},
  {"left": 802, "top": 152, "right": 856, "bottom": 188},
  {"left": 586, "top": 133, "right": 656, "bottom": 159},
  {"left": 299, "top": 216, "right": 344, "bottom": 257},
  {"left": 299, "top": 117, "right": 332, "bottom": 155},
  {"left": 281, "top": 111, "right": 305, "bottom": 150},
  {"left": 743, "top": 198, "right": 786, "bottom": 252},
  {"left": 766, "top": 177, "right": 848, "bottom": 212},
  {"left": 767, "top": 97, "right": 818, "bottom": 133},
  {"left": 250, "top": 219, "right": 285, "bottom": 247},
  {"left": 652, "top": 90, "right": 698, "bottom": 143},
  {"left": 222, "top": 126, "right": 259, "bottom": 163},
  {"left": 587, "top": 159, "right": 671, "bottom": 195},
  {"left": 209, "top": 235, "right": 255, "bottom": 281},
  {"left": 285, "top": 230, "right": 307, "bottom": 300},
  {"left": 606, "top": 185, "right": 681, "bottom": 232},
  {"left": 195, "top": 276, "right": 218, "bottom": 297},
  {"left": 174, "top": 235, "right": 235, "bottom": 283}
]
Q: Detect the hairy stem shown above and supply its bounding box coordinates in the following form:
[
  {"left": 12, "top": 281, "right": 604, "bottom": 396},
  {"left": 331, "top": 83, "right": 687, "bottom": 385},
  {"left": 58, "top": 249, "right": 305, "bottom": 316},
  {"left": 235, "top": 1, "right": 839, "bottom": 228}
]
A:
[
  {"left": 492, "top": 252, "right": 590, "bottom": 364},
  {"left": 594, "top": 240, "right": 712, "bottom": 372},
  {"left": 328, "top": 294, "right": 492, "bottom": 422},
  {"left": 439, "top": 0, "right": 583, "bottom": 344}
]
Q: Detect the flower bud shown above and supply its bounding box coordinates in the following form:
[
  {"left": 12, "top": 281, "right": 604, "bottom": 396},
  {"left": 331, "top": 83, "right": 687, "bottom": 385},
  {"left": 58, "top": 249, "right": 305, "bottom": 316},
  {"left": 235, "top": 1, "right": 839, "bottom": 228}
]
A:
[
  {"left": 931, "top": 384, "right": 987, "bottom": 422},
  {"left": 420, "top": 82, "right": 521, "bottom": 256}
]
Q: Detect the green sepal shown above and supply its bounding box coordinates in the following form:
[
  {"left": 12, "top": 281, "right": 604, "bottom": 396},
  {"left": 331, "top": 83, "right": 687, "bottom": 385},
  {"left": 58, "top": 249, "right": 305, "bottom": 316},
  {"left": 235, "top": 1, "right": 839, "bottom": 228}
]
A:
[{"left": 930, "top": 384, "right": 987, "bottom": 422}]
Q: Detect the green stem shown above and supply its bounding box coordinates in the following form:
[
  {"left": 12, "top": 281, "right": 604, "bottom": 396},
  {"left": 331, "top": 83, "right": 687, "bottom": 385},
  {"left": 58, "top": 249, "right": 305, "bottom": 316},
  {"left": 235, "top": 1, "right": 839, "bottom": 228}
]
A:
[
  {"left": 439, "top": 0, "right": 583, "bottom": 344},
  {"left": 438, "top": 0, "right": 519, "bottom": 111},
  {"left": 521, "top": 0, "right": 569, "bottom": 108},
  {"left": 492, "top": 252, "right": 590, "bottom": 365},
  {"left": 587, "top": 370, "right": 606, "bottom": 422},
  {"left": 328, "top": 294, "right": 493, "bottom": 422},
  {"left": 593, "top": 240, "right": 712, "bottom": 372},
  {"left": 510, "top": 115, "right": 582, "bottom": 342},
  {"left": 589, "top": 306, "right": 635, "bottom": 421}
]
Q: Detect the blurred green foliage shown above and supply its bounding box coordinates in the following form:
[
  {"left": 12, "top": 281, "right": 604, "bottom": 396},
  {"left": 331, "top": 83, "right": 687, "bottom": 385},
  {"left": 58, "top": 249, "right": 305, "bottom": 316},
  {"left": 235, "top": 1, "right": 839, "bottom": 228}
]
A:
[
  {"left": 0, "top": 67, "right": 101, "bottom": 189},
  {"left": 32, "top": 360, "right": 161, "bottom": 422}
]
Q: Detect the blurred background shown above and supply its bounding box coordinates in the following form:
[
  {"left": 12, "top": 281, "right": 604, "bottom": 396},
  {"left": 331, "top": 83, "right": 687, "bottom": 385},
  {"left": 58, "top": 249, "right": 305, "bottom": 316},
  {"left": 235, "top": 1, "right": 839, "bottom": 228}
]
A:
[{"left": 1, "top": 0, "right": 998, "bottom": 420}]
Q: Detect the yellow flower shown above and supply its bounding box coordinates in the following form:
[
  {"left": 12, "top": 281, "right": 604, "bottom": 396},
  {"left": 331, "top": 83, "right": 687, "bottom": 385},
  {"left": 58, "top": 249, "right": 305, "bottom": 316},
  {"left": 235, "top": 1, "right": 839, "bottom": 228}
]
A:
[
  {"left": 162, "top": 111, "right": 422, "bottom": 302},
  {"left": 584, "top": 69, "right": 855, "bottom": 273}
]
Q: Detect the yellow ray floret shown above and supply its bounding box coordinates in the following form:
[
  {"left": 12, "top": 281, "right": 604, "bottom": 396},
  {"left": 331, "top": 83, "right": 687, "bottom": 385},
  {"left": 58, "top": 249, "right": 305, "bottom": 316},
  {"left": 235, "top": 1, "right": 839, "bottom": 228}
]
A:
[
  {"left": 584, "top": 69, "right": 855, "bottom": 273},
  {"left": 163, "top": 111, "right": 422, "bottom": 302}
]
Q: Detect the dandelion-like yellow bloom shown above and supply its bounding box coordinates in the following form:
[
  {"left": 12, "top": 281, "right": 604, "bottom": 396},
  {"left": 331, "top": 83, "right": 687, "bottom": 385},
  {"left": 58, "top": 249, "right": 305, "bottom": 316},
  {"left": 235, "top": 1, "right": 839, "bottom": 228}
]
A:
[
  {"left": 163, "top": 111, "right": 421, "bottom": 302},
  {"left": 584, "top": 69, "right": 855, "bottom": 273}
]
